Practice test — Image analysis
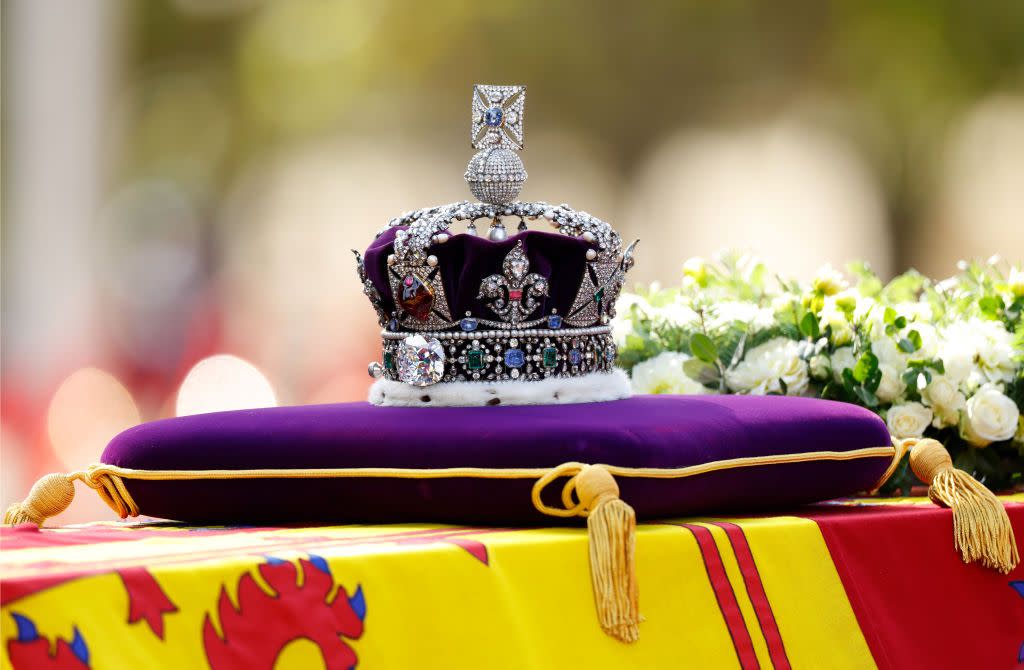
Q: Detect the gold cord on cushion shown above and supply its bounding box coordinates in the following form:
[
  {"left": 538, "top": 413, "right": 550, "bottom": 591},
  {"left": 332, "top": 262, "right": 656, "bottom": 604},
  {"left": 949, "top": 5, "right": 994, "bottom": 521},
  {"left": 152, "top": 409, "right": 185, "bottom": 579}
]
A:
[
  {"left": 532, "top": 463, "right": 640, "bottom": 643},
  {"left": 899, "top": 437, "right": 1019, "bottom": 573}
]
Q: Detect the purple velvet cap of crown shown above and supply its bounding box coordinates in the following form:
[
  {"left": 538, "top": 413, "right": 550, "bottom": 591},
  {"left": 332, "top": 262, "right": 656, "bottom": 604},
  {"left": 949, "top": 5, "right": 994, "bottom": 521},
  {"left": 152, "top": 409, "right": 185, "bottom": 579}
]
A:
[
  {"left": 364, "top": 228, "right": 590, "bottom": 324},
  {"left": 101, "top": 394, "right": 893, "bottom": 525}
]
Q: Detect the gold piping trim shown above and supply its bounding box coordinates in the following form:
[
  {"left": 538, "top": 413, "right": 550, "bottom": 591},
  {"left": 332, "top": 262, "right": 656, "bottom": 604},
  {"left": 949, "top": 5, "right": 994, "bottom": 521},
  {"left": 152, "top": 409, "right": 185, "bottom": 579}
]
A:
[{"left": 92, "top": 445, "right": 895, "bottom": 482}]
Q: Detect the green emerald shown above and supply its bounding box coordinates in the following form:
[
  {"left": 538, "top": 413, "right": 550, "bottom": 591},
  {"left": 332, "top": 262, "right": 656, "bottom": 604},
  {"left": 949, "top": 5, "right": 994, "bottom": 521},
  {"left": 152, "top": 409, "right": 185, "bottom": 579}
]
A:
[
  {"left": 467, "top": 349, "right": 484, "bottom": 370},
  {"left": 594, "top": 287, "right": 605, "bottom": 303},
  {"left": 384, "top": 351, "right": 395, "bottom": 371},
  {"left": 543, "top": 347, "right": 557, "bottom": 368}
]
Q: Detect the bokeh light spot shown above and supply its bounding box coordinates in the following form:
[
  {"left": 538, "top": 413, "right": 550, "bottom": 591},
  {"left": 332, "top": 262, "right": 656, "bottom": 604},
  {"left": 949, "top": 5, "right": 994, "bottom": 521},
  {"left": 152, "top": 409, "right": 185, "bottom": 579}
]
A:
[
  {"left": 176, "top": 354, "right": 277, "bottom": 416},
  {"left": 47, "top": 368, "right": 141, "bottom": 469}
]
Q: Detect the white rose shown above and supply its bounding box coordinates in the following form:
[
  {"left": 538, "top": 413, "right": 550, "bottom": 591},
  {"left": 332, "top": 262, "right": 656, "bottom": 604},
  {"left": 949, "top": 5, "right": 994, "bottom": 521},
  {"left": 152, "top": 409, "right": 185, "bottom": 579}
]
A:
[
  {"left": 809, "top": 354, "right": 830, "bottom": 380},
  {"left": 630, "top": 352, "right": 711, "bottom": 395},
  {"left": 831, "top": 346, "right": 857, "bottom": 383},
  {"left": 871, "top": 337, "right": 908, "bottom": 373},
  {"left": 963, "top": 385, "right": 1020, "bottom": 446},
  {"left": 921, "top": 375, "right": 967, "bottom": 429},
  {"left": 725, "top": 337, "right": 809, "bottom": 396},
  {"left": 974, "top": 321, "right": 1015, "bottom": 384},
  {"left": 940, "top": 319, "right": 1015, "bottom": 386},
  {"left": 875, "top": 363, "right": 907, "bottom": 404},
  {"left": 886, "top": 402, "right": 933, "bottom": 439}
]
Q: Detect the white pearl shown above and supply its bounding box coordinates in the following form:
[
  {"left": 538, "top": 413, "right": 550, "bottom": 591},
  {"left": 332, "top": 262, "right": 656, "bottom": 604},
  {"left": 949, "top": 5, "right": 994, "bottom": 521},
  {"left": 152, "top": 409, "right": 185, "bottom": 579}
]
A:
[
  {"left": 582, "top": 232, "right": 596, "bottom": 243},
  {"left": 427, "top": 255, "right": 438, "bottom": 267},
  {"left": 488, "top": 225, "right": 508, "bottom": 241},
  {"left": 586, "top": 249, "right": 597, "bottom": 260},
  {"left": 436, "top": 233, "right": 449, "bottom": 244},
  {"left": 387, "top": 254, "right": 397, "bottom": 266}
]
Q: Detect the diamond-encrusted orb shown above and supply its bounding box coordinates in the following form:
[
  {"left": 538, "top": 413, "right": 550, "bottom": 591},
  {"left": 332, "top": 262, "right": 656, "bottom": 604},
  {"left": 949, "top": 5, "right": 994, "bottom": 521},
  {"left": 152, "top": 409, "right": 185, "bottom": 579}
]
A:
[
  {"left": 397, "top": 335, "right": 445, "bottom": 386},
  {"left": 465, "top": 147, "right": 526, "bottom": 205},
  {"left": 484, "top": 107, "right": 503, "bottom": 127},
  {"left": 399, "top": 274, "right": 434, "bottom": 321}
]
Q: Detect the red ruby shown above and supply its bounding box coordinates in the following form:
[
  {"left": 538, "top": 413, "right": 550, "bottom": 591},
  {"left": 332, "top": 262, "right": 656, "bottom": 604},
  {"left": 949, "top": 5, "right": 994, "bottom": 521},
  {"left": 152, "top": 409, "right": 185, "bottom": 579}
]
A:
[
  {"left": 508, "top": 289, "right": 523, "bottom": 300},
  {"left": 399, "top": 274, "right": 434, "bottom": 321}
]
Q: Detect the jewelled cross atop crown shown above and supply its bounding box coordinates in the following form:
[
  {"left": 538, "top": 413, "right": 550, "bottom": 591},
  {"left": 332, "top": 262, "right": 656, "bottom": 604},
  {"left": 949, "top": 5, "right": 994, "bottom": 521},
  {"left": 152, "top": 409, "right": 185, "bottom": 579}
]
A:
[{"left": 354, "top": 85, "right": 638, "bottom": 405}]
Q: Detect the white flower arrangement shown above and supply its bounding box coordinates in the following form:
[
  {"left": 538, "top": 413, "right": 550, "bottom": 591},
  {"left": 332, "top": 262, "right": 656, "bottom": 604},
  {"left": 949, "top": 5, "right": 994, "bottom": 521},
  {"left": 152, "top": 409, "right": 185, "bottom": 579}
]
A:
[{"left": 615, "top": 253, "right": 1024, "bottom": 492}]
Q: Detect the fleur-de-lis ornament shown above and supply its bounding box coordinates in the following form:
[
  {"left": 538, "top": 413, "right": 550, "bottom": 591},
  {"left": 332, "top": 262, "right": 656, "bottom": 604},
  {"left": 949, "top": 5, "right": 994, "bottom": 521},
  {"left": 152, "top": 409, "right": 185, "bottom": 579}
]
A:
[{"left": 477, "top": 241, "right": 548, "bottom": 324}]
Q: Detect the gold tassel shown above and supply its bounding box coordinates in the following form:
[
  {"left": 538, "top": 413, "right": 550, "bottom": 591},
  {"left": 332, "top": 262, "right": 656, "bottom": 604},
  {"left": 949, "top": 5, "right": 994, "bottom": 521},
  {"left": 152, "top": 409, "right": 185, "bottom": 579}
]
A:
[
  {"left": 574, "top": 465, "right": 640, "bottom": 642},
  {"left": 3, "top": 473, "right": 77, "bottom": 527},
  {"left": 907, "top": 438, "right": 1020, "bottom": 573},
  {"left": 4, "top": 467, "right": 139, "bottom": 527}
]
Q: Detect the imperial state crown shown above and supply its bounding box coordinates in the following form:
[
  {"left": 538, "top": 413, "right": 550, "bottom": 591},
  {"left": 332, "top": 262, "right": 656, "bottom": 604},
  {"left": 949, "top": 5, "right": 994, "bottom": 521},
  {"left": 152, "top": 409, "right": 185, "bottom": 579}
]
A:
[{"left": 354, "top": 84, "right": 638, "bottom": 406}]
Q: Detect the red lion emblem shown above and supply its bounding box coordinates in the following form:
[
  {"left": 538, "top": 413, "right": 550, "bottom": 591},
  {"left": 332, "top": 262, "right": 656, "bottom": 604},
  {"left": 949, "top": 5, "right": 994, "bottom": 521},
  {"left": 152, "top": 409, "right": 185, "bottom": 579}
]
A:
[
  {"left": 6, "top": 613, "right": 90, "bottom": 670},
  {"left": 203, "top": 556, "right": 365, "bottom": 669}
]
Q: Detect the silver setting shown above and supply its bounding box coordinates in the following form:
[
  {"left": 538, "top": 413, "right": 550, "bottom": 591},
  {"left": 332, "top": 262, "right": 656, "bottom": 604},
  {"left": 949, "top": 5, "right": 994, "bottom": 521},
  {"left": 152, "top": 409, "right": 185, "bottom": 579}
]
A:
[
  {"left": 386, "top": 260, "right": 455, "bottom": 331},
  {"left": 368, "top": 361, "right": 384, "bottom": 379},
  {"left": 382, "top": 325, "right": 612, "bottom": 341},
  {"left": 465, "top": 147, "right": 527, "bottom": 205},
  {"left": 382, "top": 330, "right": 616, "bottom": 384},
  {"left": 384, "top": 201, "right": 622, "bottom": 265},
  {"left": 478, "top": 240, "right": 548, "bottom": 325},
  {"left": 471, "top": 84, "right": 525, "bottom": 151}
]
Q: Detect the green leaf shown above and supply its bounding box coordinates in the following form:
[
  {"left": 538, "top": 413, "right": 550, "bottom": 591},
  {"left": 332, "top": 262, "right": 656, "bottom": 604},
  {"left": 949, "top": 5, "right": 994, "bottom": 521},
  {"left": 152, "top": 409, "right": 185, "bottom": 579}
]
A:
[
  {"left": 690, "top": 333, "right": 719, "bottom": 363},
  {"left": 979, "top": 295, "right": 1004, "bottom": 319},
  {"left": 852, "top": 351, "right": 879, "bottom": 384},
  {"left": 683, "top": 358, "right": 720, "bottom": 384},
  {"left": 779, "top": 377, "right": 789, "bottom": 395},
  {"left": 864, "top": 367, "right": 882, "bottom": 393},
  {"left": 897, "top": 331, "right": 921, "bottom": 353},
  {"left": 883, "top": 307, "right": 897, "bottom": 325},
  {"left": 893, "top": 316, "right": 907, "bottom": 329},
  {"left": 853, "top": 385, "right": 879, "bottom": 407},
  {"left": 799, "top": 312, "right": 820, "bottom": 339}
]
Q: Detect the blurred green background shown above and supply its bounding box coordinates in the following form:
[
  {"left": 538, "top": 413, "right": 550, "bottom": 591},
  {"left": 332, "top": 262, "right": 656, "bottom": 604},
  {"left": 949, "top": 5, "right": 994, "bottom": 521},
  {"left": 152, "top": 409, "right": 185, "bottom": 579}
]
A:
[{"left": 3, "top": 0, "right": 1023, "bottom": 520}]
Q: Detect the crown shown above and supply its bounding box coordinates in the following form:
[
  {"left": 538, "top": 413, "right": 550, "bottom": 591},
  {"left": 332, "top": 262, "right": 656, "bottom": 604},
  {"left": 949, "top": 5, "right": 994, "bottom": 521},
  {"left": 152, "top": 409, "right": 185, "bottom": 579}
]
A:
[{"left": 354, "top": 85, "right": 638, "bottom": 406}]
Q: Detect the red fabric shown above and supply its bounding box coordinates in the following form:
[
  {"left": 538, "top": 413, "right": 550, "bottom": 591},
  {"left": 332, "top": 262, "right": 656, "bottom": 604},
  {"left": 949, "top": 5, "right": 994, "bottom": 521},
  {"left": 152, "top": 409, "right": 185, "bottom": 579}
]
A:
[{"left": 802, "top": 502, "right": 1024, "bottom": 670}]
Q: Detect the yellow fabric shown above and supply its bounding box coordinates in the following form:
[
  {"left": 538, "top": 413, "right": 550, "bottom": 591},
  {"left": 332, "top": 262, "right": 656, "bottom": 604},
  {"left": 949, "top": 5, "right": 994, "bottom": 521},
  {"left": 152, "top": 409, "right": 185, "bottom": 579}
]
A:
[{"left": 0, "top": 510, "right": 880, "bottom": 669}]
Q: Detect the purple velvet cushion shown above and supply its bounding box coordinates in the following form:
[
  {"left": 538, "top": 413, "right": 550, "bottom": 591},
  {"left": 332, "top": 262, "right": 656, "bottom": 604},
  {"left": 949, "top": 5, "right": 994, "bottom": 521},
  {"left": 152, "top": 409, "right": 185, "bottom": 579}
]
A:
[{"left": 101, "top": 395, "right": 892, "bottom": 524}]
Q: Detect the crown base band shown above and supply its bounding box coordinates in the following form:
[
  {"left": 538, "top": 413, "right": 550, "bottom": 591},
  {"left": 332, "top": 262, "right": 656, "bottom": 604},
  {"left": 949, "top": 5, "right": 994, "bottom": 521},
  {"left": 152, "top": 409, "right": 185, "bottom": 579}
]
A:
[{"left": 378, "top": 329, "right": 617, "bottom": 386}]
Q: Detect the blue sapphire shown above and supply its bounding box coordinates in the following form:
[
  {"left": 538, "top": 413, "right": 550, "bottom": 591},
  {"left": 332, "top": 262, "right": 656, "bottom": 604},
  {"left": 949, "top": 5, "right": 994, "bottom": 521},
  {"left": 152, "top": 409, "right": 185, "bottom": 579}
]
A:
[
  {"left": 569, "top": 349, "right": 583, "bottom": 366},
  {"left": 547, "top": 314, "right": 563, "bottom": 329},
  {"left": 460, "top": 317, "right": 478, "bottom": 332},
  {"left": 387, "top": 318, "right": 399, "bottom": 332},
  {"left": 484, "top": 107, "right": 503, "bottom": 127},
  {"left": 605, "top": 347, "right": 616, "bottom": 362},
  {"left": 504, "top": 348, "right": 525, "bottom": 368}
]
